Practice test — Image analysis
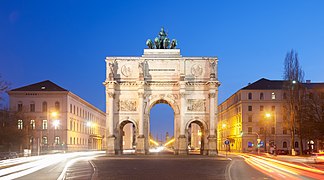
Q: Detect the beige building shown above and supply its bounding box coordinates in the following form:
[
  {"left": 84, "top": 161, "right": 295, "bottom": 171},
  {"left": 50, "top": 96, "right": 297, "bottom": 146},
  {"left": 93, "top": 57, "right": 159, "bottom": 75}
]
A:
[
  {"left": 218, "top": 78, "right": 295, "bottom": 153},
  {"left": 8, "top": 80, "right": 106, "bottom": 154}
]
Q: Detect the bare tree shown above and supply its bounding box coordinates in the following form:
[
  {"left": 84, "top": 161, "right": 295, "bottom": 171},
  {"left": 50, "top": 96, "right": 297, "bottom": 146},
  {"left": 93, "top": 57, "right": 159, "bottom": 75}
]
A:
[
  {"left": 283, "top": 49, "right": 304, "bottom": 155},
  {"left": 0, "top": 74, "right": 9, "bottom": 102}
]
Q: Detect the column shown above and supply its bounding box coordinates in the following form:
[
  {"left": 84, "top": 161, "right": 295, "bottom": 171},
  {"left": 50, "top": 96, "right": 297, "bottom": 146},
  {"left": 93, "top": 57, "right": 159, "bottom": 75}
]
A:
[
  {"left": 136, "top": 91, "right": 146, "bottom": 154},
  {"left": 107, "top": 91, "right": 116, "bottom": 155},
  {"left": 178, "top": 91, "right": 187, "bottom": 155},
  {"left": 208, "top": 89, "right": 218, "bottom": 156}
]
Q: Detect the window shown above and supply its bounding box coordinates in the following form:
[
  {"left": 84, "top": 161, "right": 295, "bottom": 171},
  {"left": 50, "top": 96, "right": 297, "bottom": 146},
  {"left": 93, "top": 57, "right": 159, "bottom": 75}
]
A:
[
  {"left": 18, "top": 103, "right": 23, "bottom": 112},
  {"left": 42, "top": 102, "right": 47, "bottom": 112},
  {"left": 73, "top": 105, "right": 75, "bottom": 114},
  {"left": 18, "top": 120, "right": 23, "bottom": 129},
  {"left": 55, "top": 102, "right": 60, "bottom": 111},
  {"left": 30, "top": 103, "right": 35, "bottom": 112},
  {"left": 70, "top": 104, "right": 72, "bottom": 113},
  {"left": 30, "top": 120, "right": 35, "bottom": 130},
  {"left": 248, "top": 93, "right": 252, "bottom": 100},
  {"left": 271, "top": 92, "right": 276, "bottom": 100},
  {"left": 248, "top": 106, "right": 252, "bottom": 111},
  {"left": 42, "top": 136, "right": 48, "bottom": 144},
  {"left": 283, "top": 127, "right": 287, "bottom": 134},
  {"left": 271, "top": 127, "right": 275, "bottom": 134},
  {"left": 42, "top": 120, "right": 48, "bottom": 130},
  {"left": 74, "top": 137, "right": 76, "bottom": 144},
  {"left": 55, "top": 136, "right": 60, "bottom": 145},
  {"left": 295, "top": 142, "right": 299, "bottom": 148},
  {"left": 271, "top": 106, "right": 275, "bottom": 111},
  {"left": 283, "top": 93, "right": 287, "bottom": 99},
  {"left": 260, "top": 106, "right": 264, "bottom": 111},
  {"left": 248, "top": 115, "right": 252, "bottom": 122},
  {"left": 70, "top": 137, "right": 72, "bottom": 144},
  {"left": 283, "top": 141, "right": 287, "bottom": 148},
  {"left": 260, "top": 93, "right": 264, "bottom": 100},
  {"left": 70, "top": 120, "right": 73, "bottom": 131},
  {"left": 248, "top": 127, "right": 252, "bottom": 134}
]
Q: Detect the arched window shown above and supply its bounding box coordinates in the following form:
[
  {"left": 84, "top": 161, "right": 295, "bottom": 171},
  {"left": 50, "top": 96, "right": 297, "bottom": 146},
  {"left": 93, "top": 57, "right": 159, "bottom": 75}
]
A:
[
  {"left": 18, "top": 102, "right": 23, "bottom": 112},
  {"left": 295, "top": 141, "right": 299, "bottom": 148},
  {"left": 55, "top": 101, "right": 60, "bottom": 111},
  {"left": 283, "top": 141, "right": 287, "bottom": 148},
  {"left": 42, "top": 102, "right": 47, "bottom": 112},
  {"left": 18, "top": 120, "right": 23, "bottom": 129},
  {"left": 248, "top": 92, "right": 252, "bottom": 100},
  {"left": 260, "top": 93, "right": 264, "bottom": 100}
]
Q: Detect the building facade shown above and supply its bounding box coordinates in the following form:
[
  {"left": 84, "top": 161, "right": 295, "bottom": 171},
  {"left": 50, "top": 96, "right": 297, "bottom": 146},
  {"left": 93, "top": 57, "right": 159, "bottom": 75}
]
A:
[
  {"left": 8, "top": 80, "right": 106, "bottom": 154},
  {"left": 217, "top": 78, "right": 312, "bottom": 154}
]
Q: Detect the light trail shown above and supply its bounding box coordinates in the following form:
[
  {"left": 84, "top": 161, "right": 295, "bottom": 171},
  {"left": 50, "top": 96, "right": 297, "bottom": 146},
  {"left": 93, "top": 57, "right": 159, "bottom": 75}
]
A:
[
  {"left": 163, "top": 138, "right": 175, "bottom": 147},
  {"left": 239, "top": 153, "right": 324, "bottom": 180},
  {"left": 0, "top": 151, "right": 105, "bottom": 180}
]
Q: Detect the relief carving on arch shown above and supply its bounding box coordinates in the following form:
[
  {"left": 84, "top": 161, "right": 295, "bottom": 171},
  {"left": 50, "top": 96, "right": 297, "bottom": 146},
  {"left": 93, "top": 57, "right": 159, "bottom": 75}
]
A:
[
  {"left": 191, "top": 64, "right": 203, "bottom": 77},
  {"left": 121, "top": 65, "right": 132, "bottom": 77},
  {"left": 187, "top": 99, "right": 206, "bottom": 111},
  {"left": 118, "top": 100, "right": 137, "bottom": 111}
]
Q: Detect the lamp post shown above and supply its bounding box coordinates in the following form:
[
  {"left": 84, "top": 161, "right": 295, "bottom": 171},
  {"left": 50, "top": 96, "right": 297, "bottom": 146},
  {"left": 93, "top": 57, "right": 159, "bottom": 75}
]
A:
[
  {"left": 52, "top": 112, "right": 59, "bottom": 152},
  {"left": 265, "top": 112, "right": 276, "bottom": 154},
  {"left": 222, "top": 123, "right": 227, "bottom": 151}
]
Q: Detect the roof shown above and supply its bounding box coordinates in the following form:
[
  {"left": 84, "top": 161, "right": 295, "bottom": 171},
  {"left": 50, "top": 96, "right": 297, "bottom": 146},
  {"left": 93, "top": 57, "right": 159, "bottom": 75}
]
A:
[
  {"left": 241, "top": 78, "right": 285, "bottom": 90},
  {"left": 302, "top": 83, "right": 324, "bottom": 89},
  {"left": 10, "top": 80, "right": 68, "bottom": 92}
]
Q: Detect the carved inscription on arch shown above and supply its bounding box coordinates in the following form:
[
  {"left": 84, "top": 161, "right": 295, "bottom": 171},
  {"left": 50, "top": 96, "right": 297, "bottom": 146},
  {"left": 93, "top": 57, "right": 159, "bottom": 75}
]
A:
[{"left": 187, "top": 99, "right": 206, "bottom": 111}]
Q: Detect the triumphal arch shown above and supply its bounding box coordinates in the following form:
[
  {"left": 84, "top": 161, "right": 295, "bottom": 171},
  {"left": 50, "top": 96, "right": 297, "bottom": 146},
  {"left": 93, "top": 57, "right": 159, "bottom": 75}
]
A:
[{"left": 104, "top": 28, "right": 220, "bottom": 155}]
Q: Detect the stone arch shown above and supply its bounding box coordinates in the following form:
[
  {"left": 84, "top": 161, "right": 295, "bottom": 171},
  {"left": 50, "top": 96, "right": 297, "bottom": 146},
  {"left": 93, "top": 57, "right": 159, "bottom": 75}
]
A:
[
  {"left": 118, "top": 118, "right": 138, "bottom": 154},
  {"left": 186, "top": 118, "right": 208, "bottom": 155},
  {"left": 146, "top": 96, "right": 180, "bottom": 115}
]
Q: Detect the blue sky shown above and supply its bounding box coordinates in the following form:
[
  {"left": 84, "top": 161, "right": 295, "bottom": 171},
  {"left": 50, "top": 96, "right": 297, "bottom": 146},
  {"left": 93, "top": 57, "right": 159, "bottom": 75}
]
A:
[{"left": 1, "top": 0, "right": 324, "bottom": 138}]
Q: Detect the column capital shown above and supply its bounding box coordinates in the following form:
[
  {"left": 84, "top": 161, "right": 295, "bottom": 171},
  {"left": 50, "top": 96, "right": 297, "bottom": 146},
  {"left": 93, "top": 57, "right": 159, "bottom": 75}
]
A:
[
  {"left": 209, "top": 93, "right": 215, "bottom": 99},
  {"left": 108, "top": 92, "right": 115, "bottom": 98},
  {"left": 138, "top": 92, "right": 145, "bottom": 98},
  {"left": 180, "top": 92, "right": 186, "bottom": 98}
]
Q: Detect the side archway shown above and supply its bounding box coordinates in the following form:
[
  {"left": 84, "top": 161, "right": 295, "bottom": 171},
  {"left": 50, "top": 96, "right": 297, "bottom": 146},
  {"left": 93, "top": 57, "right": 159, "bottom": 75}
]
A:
[
  {"left": 118, "top": 119, "right": 138, "bottom": 154},
  {"left": 186, "top": 119, "right": 208, "bottom": 155}
]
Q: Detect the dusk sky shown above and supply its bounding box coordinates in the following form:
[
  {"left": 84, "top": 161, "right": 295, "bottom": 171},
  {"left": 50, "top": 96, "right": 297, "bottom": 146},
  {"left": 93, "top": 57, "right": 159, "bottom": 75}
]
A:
[{"left": 1, "top": 1, "right": 324, "bottom": 138}]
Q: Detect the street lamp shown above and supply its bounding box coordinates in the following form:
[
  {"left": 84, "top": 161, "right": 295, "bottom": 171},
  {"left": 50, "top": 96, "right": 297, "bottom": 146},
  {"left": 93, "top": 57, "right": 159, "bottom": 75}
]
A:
[{"left": 265, "top": 112, "right": 276, "bottom": 154}]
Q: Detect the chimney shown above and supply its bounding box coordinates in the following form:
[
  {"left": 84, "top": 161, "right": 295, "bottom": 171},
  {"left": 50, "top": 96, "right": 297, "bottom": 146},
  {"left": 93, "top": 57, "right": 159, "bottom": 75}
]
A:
[{"left": 306, "top": 80, "right": 311, "bottom": 84}]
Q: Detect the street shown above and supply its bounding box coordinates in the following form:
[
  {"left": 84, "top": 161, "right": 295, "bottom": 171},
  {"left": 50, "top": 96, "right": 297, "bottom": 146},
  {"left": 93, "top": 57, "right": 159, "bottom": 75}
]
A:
[{"left": 1, "top": 152, "right": 324, "bottom": 180}]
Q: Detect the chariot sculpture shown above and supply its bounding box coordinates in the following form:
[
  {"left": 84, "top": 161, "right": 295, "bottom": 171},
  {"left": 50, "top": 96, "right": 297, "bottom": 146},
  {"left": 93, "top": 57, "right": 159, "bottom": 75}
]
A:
[{"left": 146, "top": 27, "right": 177, "bottom": 49}]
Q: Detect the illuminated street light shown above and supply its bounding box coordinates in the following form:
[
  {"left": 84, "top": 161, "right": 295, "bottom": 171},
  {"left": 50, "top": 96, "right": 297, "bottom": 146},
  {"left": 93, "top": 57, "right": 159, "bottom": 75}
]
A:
[
  {"left": 87, "top": 121, "right": 92, "bottom": 127},
  {"left": 51, "top": 111, "right": 58, "bottom": 118},
  {"left": 265, "top": 113, "right": 271, "bottom": 118},
  {"left": 53, "top": 120, "right": 60, "bottom": 128}
]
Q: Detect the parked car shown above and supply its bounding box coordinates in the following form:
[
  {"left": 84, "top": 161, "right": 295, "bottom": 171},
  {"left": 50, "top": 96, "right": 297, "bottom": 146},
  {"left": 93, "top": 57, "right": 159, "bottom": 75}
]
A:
[{"left": 0, "top": 152, "right": 19, "bottom": 160}]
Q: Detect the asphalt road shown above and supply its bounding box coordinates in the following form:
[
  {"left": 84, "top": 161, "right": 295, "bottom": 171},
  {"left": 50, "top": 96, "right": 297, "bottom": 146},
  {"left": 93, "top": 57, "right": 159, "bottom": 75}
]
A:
[{"left": 90, "top": 155, "right": 272, "bottom": 180}]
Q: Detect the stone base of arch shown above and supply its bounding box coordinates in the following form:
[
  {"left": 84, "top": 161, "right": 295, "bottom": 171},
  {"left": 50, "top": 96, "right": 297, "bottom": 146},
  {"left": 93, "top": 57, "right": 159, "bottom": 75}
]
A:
[
  {"left": 136, "top": 135, "right": 147, "bottom": 154},
  {"left": 208, "top": 135, "right": 218, "bottom": 156},
  {"left": 107, "top": 135, "right": 117, "bottom": 155},
  {"left": 178, "top": 135, "right": 187, "bottom": 155}
]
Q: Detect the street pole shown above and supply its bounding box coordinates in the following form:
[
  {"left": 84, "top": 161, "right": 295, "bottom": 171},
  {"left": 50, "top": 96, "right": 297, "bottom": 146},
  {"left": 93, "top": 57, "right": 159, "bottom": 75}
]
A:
[{"left": 37, "top": 138, "right": 40, "bottom": 156}]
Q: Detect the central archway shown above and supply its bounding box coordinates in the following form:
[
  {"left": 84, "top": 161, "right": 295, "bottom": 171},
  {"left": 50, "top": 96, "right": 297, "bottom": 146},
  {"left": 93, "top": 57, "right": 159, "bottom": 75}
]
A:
[{"left": 149, "top": 100, "right": 175, "bottom": 154}]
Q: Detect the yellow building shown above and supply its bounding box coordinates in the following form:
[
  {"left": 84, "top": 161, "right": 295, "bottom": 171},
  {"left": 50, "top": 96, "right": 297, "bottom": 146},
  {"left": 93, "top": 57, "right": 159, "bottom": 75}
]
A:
[
  {"left": 218, "top": 78, "right": 291, "bottom": 153},
  {"left": 8, "top": 80, "right": 106, "bottom": 154}
]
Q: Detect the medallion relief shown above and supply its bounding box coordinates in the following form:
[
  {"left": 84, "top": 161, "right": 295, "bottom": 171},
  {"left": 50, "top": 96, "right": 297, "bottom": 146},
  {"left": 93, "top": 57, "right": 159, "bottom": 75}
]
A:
[
  {"left": 121, "top": 65, "right": 132, "bottom": 77},
  {"left": 191, "top": 64, "right": 203, "bottom": 77},
  {"left": 187, "top": 99, "right": 206, "bottom": 111},
  {"left": 118, "top": 100, "right": 137, "bottom": 111}
]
